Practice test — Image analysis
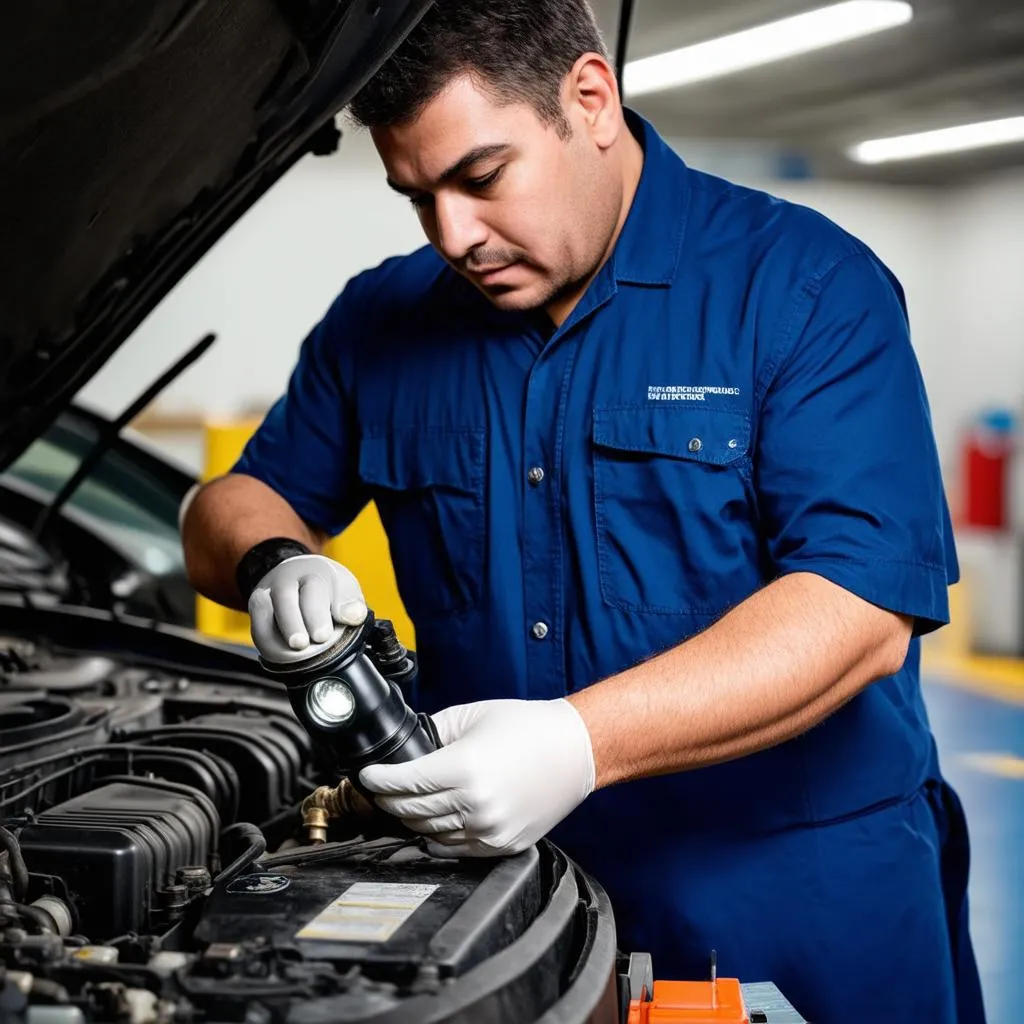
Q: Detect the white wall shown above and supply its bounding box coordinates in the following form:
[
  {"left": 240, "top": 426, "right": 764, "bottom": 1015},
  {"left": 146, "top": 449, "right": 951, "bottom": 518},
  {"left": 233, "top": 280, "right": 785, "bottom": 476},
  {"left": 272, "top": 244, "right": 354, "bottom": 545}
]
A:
[
  {"left": 81, "top": 127, "right": 1022, "bottom": 482},
  {"left": 935, "top": 170, "right": 1024, "bottom": 461}
]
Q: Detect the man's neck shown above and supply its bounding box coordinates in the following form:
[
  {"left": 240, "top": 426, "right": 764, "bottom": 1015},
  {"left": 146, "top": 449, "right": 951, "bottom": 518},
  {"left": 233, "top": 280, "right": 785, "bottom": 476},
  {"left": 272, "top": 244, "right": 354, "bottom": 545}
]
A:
[{"left": 545, "top": 128, "right": 645, "bottom": 327}]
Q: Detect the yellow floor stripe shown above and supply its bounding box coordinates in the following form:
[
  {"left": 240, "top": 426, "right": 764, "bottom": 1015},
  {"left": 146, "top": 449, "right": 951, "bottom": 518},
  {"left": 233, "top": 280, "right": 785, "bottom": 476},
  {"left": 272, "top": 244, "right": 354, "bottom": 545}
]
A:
[
  {"left": 958, "top": 752, "right": 1024, "bottom": 780},
  {"left": 922, "top": 650, "right": 1024, "bottom": 705}
]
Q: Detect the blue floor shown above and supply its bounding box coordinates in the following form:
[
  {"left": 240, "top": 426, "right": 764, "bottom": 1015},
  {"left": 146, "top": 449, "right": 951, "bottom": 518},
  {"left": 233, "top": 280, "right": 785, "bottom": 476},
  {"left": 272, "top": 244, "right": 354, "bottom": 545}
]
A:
[{"left": 923, "top": 677, "right": 1024, "bottom": 1024}]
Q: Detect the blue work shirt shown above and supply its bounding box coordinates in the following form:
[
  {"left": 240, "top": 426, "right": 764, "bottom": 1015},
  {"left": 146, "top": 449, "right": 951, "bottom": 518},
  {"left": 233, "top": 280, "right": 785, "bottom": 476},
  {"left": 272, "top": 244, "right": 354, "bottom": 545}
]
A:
[{"left": 236, "top": 113, "right": 980, "bottom": 1021}]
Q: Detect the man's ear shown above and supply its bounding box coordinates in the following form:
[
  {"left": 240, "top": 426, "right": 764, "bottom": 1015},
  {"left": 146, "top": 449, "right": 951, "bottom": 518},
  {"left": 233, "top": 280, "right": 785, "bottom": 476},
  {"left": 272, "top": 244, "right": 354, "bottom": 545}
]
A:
[{"left": 564, "top": 52, "right": 622, "bottom": 150}]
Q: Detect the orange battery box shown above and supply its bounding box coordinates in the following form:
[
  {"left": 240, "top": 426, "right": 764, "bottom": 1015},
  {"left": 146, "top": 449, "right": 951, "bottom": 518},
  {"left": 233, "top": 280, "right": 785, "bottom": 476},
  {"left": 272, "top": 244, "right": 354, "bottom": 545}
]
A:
[{"left": 628, "top": 978, "right": 749, "bottom": 1024}]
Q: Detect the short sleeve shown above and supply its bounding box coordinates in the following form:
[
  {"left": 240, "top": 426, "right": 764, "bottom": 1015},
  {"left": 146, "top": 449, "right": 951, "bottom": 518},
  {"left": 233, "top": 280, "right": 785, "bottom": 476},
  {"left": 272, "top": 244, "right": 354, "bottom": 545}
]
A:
[
  {"left": 232, "top": 288, "right": 368, "bottom": 537},
  {"left": 755, "top": 251, "right": 958, "bottom": 636}
]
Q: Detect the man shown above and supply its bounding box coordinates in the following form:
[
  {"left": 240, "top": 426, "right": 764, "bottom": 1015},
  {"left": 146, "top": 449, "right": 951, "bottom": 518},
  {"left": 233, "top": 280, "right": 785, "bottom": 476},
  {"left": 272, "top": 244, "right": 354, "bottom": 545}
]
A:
[{"left": 181, "top": 2, "right": 985, "bottom": 1021}]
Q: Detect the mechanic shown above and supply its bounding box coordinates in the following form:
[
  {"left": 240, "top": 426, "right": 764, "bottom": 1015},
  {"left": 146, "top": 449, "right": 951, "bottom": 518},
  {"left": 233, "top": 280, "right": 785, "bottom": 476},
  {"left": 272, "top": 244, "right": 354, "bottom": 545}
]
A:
[{"left": 180, "top": 2, "right": 985, "bottom": 1021}]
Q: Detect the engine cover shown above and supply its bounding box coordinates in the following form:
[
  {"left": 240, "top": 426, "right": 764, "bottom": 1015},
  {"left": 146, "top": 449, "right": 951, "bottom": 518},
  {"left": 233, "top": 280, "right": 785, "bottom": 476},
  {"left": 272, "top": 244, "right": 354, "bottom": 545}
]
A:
[{"left": 17, "top": 779, "right": 220, "bottom": 938}]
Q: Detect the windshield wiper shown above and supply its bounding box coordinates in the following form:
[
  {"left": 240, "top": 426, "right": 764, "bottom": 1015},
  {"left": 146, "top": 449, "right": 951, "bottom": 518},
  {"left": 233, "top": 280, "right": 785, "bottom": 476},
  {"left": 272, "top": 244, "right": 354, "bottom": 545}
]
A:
[{"left": 32, "top": 332, "right": 216, "bottom": 542}]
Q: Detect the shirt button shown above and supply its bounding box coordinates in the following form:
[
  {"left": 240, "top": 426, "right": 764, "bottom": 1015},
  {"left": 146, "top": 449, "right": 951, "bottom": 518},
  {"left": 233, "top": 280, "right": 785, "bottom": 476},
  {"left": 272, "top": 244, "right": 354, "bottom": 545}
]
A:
[
  {"left": 527, "top": 466, "right": 545, "bottom": 486},
  {"left": 531, "top": 621, "right": 549, "bottom": 640},
  {"left": 688, "top": 437, "right": 703, "bottom": 453}
]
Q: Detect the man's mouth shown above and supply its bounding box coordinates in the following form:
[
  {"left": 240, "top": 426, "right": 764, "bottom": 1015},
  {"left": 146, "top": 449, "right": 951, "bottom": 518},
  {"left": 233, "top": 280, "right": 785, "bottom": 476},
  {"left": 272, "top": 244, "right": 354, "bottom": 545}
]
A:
[{"left": 469, "top": 264, "right": 517, "bottom": 284}]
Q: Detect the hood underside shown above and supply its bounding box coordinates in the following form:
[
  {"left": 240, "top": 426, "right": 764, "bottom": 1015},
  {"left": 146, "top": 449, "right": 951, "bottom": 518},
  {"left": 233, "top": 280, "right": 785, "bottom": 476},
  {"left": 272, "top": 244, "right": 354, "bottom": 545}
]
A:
[{"left": 0, "top": 0, "right": 433, "bottom": 470}]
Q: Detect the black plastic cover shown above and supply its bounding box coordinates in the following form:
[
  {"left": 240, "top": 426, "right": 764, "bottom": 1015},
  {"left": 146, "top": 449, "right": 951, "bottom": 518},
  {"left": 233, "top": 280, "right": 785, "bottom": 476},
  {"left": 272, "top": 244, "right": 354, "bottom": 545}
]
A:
[
  {"left": 197, "top": 847, "right": 543, "bottom": 985},
  {"left": 186, "top": 842, "right": 621, "bottom": 1023},
  {"left": 16, "top": 779, "right": 221, "bottom": 938}
]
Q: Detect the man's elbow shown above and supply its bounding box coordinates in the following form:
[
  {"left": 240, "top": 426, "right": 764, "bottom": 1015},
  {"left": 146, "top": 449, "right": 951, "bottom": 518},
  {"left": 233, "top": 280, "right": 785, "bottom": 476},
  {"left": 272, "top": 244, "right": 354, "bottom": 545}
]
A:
[
  {"left": 179, "top": 478, "right": 223, "bottom": 556},
  {"left": 178, "top": 480, "right": 203, "bottom": 538},
  {"left": 874, "top": 612, "right": 915, "bottom": 678},
  {"left": 178, "top": 476, "right": 246, "bottom": 603}
]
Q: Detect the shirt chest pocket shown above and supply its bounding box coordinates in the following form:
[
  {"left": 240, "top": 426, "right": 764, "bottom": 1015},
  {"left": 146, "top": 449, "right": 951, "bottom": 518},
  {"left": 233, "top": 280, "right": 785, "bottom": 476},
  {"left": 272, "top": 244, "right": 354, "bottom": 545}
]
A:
[
  {"left": 592, "top": 406, "right": 755, "bottom": 615},
  {"left": 358, "top": 428, "right": 486, "bottom": 621}
]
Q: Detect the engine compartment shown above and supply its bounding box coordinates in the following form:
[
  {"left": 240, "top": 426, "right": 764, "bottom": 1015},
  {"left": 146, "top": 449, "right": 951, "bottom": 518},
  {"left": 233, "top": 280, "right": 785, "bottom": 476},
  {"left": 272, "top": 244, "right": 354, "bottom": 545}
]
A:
[{"left": 0, "top": 632, "right": 620, "bottom": 1024}]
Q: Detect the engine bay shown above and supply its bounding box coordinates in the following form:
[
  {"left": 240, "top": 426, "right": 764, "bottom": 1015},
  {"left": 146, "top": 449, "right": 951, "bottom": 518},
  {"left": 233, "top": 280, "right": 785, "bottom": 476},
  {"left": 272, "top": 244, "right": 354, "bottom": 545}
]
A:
[{"left": 0, "top": 631, "right": 619, "bottom": 1024}]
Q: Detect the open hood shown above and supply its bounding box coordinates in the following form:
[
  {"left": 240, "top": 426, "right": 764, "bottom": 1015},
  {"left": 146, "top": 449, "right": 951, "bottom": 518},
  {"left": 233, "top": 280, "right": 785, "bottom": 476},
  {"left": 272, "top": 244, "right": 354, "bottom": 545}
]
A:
[{"left": 0, "top": 0, "right": 434, "bottom": 471}]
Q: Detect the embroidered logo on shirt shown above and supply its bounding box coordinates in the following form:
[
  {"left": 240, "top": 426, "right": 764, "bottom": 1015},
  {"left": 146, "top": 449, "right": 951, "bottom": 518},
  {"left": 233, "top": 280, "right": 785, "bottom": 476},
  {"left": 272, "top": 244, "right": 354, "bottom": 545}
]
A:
[{"left": 647, "top": 385, "right": 740, "bottom": 402}]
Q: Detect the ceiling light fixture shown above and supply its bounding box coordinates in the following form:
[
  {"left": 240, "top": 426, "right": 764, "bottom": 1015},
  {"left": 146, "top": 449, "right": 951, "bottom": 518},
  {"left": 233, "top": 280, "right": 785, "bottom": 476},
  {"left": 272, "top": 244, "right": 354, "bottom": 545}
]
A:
[
  {"left": 622, "top": 1, "right": 914, "bottom": 97},
  {"left": 849, "top": 116, "right": 1024, "bottom": 164}
]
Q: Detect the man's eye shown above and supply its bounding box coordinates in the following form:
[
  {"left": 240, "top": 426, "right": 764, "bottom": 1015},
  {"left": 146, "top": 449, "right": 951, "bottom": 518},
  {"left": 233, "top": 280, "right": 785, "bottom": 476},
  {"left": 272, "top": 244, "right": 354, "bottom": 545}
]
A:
[
  {"left": 466, "top": 167, "right": 503, "bottom": 191},
  {"left": 406, "top": 167, "right": 503, "bottom": 209}
]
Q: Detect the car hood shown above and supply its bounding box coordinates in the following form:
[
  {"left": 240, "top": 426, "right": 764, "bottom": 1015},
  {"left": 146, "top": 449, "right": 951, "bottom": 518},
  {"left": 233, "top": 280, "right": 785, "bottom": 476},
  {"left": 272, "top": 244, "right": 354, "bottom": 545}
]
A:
[{"left": 0, "top": 0, "right": 433, "bottom": 472}]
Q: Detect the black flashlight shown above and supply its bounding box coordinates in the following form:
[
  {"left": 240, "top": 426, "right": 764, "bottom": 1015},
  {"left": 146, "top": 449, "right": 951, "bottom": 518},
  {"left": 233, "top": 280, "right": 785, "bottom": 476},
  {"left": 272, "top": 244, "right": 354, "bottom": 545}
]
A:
[{"left": 258, "top": 612, "right": 440, "bottom": 786}]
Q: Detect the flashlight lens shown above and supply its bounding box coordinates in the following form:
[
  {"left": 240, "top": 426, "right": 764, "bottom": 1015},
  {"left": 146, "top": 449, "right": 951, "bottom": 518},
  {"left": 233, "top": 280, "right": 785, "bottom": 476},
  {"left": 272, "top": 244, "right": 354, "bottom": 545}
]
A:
[{"left": 307, "top": 677, "right": 356, "bottom": 726}]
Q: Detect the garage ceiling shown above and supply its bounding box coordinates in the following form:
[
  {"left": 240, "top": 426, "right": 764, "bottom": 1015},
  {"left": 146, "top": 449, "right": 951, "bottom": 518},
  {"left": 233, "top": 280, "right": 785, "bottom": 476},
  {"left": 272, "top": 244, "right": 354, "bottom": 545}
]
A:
[{"left": 589, "top": 0, "right": 1024, "bottom": 184}]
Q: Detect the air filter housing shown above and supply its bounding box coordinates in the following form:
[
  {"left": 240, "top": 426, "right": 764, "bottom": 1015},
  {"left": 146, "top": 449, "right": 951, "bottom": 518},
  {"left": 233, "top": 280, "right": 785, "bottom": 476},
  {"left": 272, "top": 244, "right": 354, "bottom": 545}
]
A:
[{"left": 16, "top": 778, "right": 220, "bottom": 939}]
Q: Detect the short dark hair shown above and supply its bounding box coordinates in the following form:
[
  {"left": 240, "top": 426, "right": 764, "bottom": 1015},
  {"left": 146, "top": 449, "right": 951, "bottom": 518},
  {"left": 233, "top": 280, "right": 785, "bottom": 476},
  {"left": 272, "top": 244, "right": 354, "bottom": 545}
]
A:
[{"left": 348, "top": 0, "right": 608, "bottom": 138}]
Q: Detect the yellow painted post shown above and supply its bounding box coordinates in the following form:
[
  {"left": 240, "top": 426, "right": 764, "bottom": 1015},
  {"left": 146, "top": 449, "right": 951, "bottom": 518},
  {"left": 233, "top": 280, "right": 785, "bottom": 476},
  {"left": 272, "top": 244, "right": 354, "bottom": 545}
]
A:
[
  {"left": 944, "top": 577, "right": 971, "bottom": 658},
  {"left": 195, "top": 419, "right": 264, "bottom": 645},
  {"left": 195, "top": 420, "right": 414, "bottom": 647}
]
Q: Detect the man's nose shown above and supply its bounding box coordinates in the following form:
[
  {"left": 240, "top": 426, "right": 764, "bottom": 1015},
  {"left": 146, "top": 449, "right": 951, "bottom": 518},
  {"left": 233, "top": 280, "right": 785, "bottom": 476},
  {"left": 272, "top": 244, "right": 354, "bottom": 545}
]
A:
[{"left": 433, "top": 194, "right": 488, "bottom": 263}]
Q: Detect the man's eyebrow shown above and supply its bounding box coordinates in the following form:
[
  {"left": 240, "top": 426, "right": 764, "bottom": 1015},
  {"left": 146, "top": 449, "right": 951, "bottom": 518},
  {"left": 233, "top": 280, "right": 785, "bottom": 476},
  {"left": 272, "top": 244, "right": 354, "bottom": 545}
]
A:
[{"left": 386, "top": 143, "right": 511, "bottom": 196}]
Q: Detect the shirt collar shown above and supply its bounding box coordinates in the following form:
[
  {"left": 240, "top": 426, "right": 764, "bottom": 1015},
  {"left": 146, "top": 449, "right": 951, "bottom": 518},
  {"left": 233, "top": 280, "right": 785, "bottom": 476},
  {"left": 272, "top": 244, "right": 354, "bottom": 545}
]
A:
[{"left": 611, "top": 110, "right": 690, "bottom": 288}]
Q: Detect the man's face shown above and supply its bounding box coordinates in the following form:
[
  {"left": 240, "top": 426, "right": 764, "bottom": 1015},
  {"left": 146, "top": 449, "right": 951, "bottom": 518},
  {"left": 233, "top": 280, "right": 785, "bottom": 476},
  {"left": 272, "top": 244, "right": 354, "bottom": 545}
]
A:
[{"left": 371, "top": 74, "right": 620, "bottom": 315}]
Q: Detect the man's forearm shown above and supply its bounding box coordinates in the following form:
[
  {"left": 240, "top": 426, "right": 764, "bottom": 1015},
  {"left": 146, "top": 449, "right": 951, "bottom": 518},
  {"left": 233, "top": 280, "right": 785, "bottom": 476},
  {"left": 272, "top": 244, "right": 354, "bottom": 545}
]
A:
[
  {"left": 567, "top": 571, "right": 913, "bottom": 789},
  {"left": 181, "top": 473, "right": 325, "bottom": 609}
]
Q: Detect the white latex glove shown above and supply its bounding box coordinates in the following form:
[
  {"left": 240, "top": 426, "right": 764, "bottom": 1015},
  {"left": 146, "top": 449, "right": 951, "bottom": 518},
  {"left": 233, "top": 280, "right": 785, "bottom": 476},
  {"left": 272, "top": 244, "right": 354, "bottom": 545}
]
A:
[
  {"left": 248, "top": 554, "right": 367, "bottom": 664},
  {"left": 359, "top": 699, "right": 596, "bottom": 858}
]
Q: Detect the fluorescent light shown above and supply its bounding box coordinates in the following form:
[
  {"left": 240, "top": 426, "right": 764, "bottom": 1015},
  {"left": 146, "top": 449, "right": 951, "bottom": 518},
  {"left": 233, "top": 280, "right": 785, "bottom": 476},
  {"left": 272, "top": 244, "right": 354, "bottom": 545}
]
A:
[
  {"left": 849, "top": 116, "right": 1024, "bottom": 164},
  {"left": 623, "top": 1, "right": 913, "bottom": 97}
]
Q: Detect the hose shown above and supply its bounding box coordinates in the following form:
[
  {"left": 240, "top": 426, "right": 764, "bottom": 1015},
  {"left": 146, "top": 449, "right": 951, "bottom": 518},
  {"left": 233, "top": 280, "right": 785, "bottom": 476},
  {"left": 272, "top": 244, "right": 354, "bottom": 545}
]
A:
[
  {"left": 257, "top": 836, "right": 416, "bottom": 869},
  {"left": 27, "top": 978, "right": 69, "bottom": 1003},
  {"left": 0, "top": 826, "right": 29, "bottom": 900},
  {"left": 0, "top": 755, "right": 106, "bottom": 810},
  {"left": 14, "top": 903, "right": 55, "bottom": 935},
  {"left": 212, "top": 823, "right": 267, "bottom": 886},
  {"left": 0, "top": 882, "right": 19, "bottom": 927}
]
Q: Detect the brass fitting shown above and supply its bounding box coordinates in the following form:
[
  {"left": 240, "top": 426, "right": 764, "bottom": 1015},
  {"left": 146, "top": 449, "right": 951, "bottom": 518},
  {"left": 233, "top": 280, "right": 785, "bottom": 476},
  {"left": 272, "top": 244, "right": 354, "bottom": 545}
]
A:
[{"left": 300, "top": 779, "right": 375, "bottom": 844}]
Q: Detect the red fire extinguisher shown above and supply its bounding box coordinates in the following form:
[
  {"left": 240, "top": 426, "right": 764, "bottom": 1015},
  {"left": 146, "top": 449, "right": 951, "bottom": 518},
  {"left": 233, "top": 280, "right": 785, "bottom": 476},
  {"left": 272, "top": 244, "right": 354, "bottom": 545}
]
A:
[{"left": 962, "top": 409, "right": 1017, "bottom": 530}]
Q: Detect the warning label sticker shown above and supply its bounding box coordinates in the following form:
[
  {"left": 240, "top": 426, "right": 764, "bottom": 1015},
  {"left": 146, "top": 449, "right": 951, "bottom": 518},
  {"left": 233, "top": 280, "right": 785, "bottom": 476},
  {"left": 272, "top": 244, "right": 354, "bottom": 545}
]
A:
[{"left": 295, "top": 882, "right": 439, "bottom": 944}]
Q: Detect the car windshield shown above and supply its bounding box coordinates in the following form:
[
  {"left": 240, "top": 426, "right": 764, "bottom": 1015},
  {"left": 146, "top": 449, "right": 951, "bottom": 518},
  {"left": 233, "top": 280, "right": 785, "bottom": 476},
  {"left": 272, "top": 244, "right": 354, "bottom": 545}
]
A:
[{"left": 4, "top": 421, "right": 185, "bottom": 576}]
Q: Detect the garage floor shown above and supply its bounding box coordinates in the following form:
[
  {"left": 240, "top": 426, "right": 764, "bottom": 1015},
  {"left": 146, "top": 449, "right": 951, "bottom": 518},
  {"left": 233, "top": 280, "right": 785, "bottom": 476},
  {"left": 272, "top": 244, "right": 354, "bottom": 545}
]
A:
[{"left": 923, "top": 660, "right": 1024, "bottom": 1024}]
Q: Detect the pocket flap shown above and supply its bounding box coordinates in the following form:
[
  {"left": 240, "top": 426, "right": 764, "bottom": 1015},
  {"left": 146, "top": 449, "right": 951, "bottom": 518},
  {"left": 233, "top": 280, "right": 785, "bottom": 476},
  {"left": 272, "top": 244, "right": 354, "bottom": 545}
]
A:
[
  {"left": 359, "top": 428, "right": 484, "bottom": 491},
  {"left": 593, "top": 406, "right": 749, "bottom": 466}
]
